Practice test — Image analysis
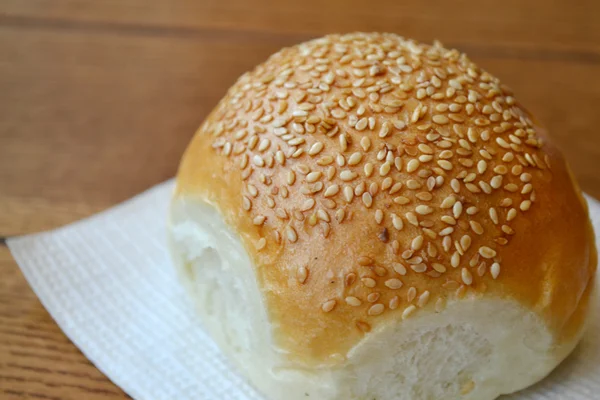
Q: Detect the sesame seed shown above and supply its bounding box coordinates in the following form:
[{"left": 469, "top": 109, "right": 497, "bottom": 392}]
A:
[
  {"left": 358, "top": 256, "right": 373, "bottom": 266},
  {"left": 439, "top": 227, "right": 454, "bottom": 236},
  {"left": 416, "top": 192, "right": 433, "bottom": 201},
  {"left": 402, "top": 305, "right": 417, "bottom": 319},
  {"left": 362, "top": 277, "right": 377, "bottom": 288},
  {"left": 477, "top": 160, "right": 488, "bottom": 174},
  {"left": 440, "top": 195, "right": 456, "bottom": 209},
  {"left": 411, "top": 235, "right": 424, "bottom": 251},
  {"left": 385, "top": 278, "right": 403, "bottom": 289},
  {"left": 389, "top": 213, "right": 403, "bottom": 231},
  {"left": 406, "top": 180, "right": 422, "bottom": 190},
  {"left": 489, "top": 208, "right": 499, "bottom": 224},
  {"left": 470, "top": 221, "right": 484, "bottom": 235},
  {"left": 380, "top": 162, "right": 392, "bottom": 176},
  {"left": 406, "top": 212, "right": 419, "bottom": 226},
  {"left": 345, "top": 296, "right": 362, "bottom": 307},
  {"left": 368, "top": 303, "right": 385, "bottom": 316},
  {"left": 437, "top": 160, "right": 453, "bottom": 170},
  {"left": 453, "top": 201, "right": 463, "bottom": 218},
  {"left": 317, "top": 155, "right": 334, "bottom": 166},
  {"left": 415, "top": 205, "right": 433, "bottom": 215},
  {"left": 407, "top": 287, "right": 417, "bottom": 303},
  {"left": 355, "top": 117, "right": 368, "bottom": 131},
  {"left": 491, "top": 262, "right": 501, "bottom": 279},
  {"left": 441, "top": 215, "right": 456, "bottom": 225},
  {"left": 432, "top": 115, "right": 449, "bottom": 125},
  {"left": 502, "top": 225, "right": 515, "bottom": 235},
  {"left": 345, "top": 272, "right": 356, "bottom": 287},
  {"left": 520, "top": 200, "right": 532, "bottom": 211},
  {"left": 406, "top": 159, "right": 420, "bottom": 173},
  {"left": 507, "top": 208, "right": 517, "bottom": 221},
  {"left": 361, "top": 162, "right": 373, "bottom": 177},
  {"left": 417, "top": 291, "right": 430, "bottom": 307},
  {"left": 317, "top": 209, "right": 330, "bottom": 222},
  {"left": 360, "top": 136, "right": 371, "bottom": 151},
  {"left": 373, "top": 209, "right": 383, "bottom": 224},
  {"left": 308, "top": 142, "right": 324, "bottom": 156},
  {"left": 379, "top": 122, "right": 391, "bottom": 138},
  {"left": 432, "top": 263, "right": 446, "bottom": 273},
  {"left": 306, "top": 171, "right": 322, "bottom": 183},
  {"left": 324, "top": 184, "right": 340, "bottom": 197},
  {"left": 339, "top": 134, "right": 348, "bottom": 152},
  {"left": 340, "top": 170, "right": 358, "bottom": 181},
  {"left": 333, "top": 183, "right": 349, "bottom": 202},
  {"left": 362, "top": 192, "right": 374, "bottom": 207},
  {"left": 322, "top": 300, "right": 336, "bottom": 313},
  {"left": 461, "top": 268, "right": 473, "bottom": 285},
  {"left": 451, "top": 179, "right": 460, "bottom": 193},
  {"left": 411, "top": 263, "right": 427, "bottom": 273},
  {"left": 296, "top": 266, "right": 308, "bottom": 284},
  {"left": 348, "top": 152, "right": 363, "bottom": 165},
  {"left": 286, "top": 226, "right": 298, "bottom": 243},
  {"left": 451, "top": 251, "right": 460, "bottom": 268},
  {"left": 479, "top": 246, "right": 496, "bottom": 259},
  {"left": 393, "top": 262, "right": 407, "bottom": 276},
  {"left": 256, "top": 237, "right": 267, "bottom": 251},
  {"left": 242, "top": 196, "right": 252, "bottom": 211}
]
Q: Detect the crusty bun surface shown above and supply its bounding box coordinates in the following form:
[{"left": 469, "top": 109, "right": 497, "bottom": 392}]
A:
[{"left": 169, "top": 33, "right": 597, "bottom": 400}]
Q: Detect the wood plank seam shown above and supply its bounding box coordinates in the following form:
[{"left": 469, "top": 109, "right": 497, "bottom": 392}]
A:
[{"left": 0, "top": 14, "right": 599, "bottom": 65}]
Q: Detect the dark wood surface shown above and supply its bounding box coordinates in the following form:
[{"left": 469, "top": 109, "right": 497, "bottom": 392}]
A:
[{"left": 1, "top": 1, "right": 599, "bottom": 398}]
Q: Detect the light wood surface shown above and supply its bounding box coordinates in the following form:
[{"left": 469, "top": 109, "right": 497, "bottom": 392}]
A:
[{"left": 1, "top": 1, "right": 599, "bottom": 398}]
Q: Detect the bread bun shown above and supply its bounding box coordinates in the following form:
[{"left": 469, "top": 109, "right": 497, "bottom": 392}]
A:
[{"left": 168, "top": 33, "right": 597, "bottom": 400}]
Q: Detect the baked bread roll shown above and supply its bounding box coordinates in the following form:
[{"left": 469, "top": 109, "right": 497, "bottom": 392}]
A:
[{"left": 168, "top": 33, "right": 597, "bottom": 400}]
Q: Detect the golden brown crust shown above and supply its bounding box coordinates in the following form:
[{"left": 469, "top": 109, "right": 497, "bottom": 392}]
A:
[{"left": 174, "top": 33, "right": 597, "bottom": 365}]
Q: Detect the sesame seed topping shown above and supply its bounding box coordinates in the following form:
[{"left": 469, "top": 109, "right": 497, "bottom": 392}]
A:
[
  {"left": 286, "top": 226, "right": 298, "bottom": 243},
  {"left": 417, "top": 291, "right": 430, "bottom": 307},
  {"left": 407, "top": 287, "right": 417, "bottom": 303},
  {"left": 520, "top": 200, "right": 532, "bottom": 211},
  {"left": 437, "top": 160, "right": 453, "bottom": 170},
  {"left": 491, "top": 262, "right": 501, "bottom": 279},
  {"left": 306, "top": 171, "right": 322, "bottom": 183},
  {"left": 470, "top": 221, "right": 484, "bottom": 235},
  {"left": 415, "top": 205, "right": 433, "bottom": 215},
  {"left": 322, "top": 300, "right": 336, "bottom": 313},
  {"left": 345, "top": 296, "right": 362, "bottom": 307},
  {"left": 358, "top": 255, "right": 373, "bottom": 266},
  {"left": 385, "top": 278, "right": 403, "bottom": 289},
  {"left": 297, "top": 266, "right": 309, "bottom": 284},
  {"left": 368, "top": 304, "right": 385, "bottom": 316},
  {"left": 402, "top": 305, "right": 417, "bottom": 319},
  {"left": 393, "top": 262, "right": 407, "bottom": 275},
  {"left": 257, "top": 237, "right": 266, "bottom": 250},
  {"left": 362, "top": 277, "right": 377, "bottom": 288},
  {"left": 411, "top": 235, "right": 424, "bottom": 250},
  {"left": 461, "top": 268, "right": 473, "bottom": 285},
  {"left": 362, "top": 192, "right": 373, "bottom": 208},
  {"left": 340, "top": 170, "right": 358, "bottom": 181},
  {"left": 204, "top": 33, "right": 554, "bottom": 325},
  {"left": 479, "top": 246, "right": 496, "bottom": 259}
]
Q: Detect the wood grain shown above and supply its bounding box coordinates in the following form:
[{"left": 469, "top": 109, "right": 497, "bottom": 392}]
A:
[{"left": 1, "top": 1, "right": 599, "bottom": 398}]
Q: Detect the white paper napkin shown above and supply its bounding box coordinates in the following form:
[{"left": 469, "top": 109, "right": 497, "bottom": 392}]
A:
[{"left": 7, "top": 180, "right": 600, "bottom": 400}]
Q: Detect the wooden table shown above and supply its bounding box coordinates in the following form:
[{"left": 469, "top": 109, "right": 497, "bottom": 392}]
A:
[{"left": 1, "top": 1, "right": 599, "bottom": 398}]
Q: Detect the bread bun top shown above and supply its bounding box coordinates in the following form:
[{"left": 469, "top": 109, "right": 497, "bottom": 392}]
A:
[{"left": 175, "top": 33, "right": 597, "bottom": 366}]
